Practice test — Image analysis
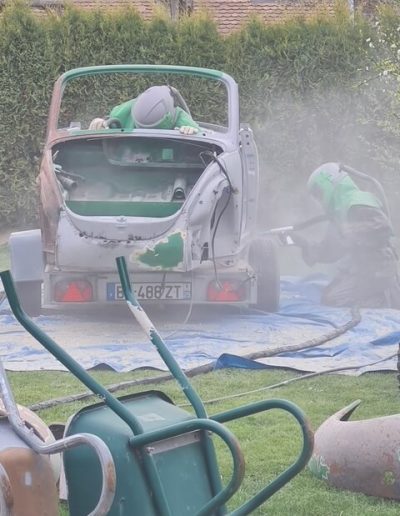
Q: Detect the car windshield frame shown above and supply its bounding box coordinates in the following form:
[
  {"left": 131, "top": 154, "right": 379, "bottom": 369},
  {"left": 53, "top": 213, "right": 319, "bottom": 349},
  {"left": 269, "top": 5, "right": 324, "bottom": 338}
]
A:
[{"left": 46, "top": 65, "right": 240, "bottom": 144}]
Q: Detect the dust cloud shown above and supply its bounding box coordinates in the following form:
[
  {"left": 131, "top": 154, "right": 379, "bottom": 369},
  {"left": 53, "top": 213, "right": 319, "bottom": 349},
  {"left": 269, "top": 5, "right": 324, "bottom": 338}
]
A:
[{"left": 248, "top": 82, "right": 400, "bottom": 278}]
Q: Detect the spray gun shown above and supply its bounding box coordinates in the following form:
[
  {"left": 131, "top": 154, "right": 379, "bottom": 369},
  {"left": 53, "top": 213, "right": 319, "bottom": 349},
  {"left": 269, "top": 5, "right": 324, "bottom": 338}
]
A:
[
  {"left": 260, "top": 215, "right": 328, "bottom": 246},
  {"left": 260, "top": 225, "right": 296, "bottom": 245}
]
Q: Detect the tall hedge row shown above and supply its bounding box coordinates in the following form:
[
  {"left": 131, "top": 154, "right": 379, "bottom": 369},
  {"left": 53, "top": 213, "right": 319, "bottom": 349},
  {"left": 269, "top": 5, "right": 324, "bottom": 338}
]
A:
[{"left": 0, "top": 0, "right": 399, "bottom": 228}]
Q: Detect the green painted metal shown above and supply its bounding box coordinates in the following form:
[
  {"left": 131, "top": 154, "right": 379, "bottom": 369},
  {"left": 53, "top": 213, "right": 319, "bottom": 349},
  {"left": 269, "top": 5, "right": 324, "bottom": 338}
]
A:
[
  {"left": 116, "top": 256, "right": 206, "bottom": 418},
  {"left": 66, "top": 200, "right": 183, "bottom": 218},
  {"left": 0, "top": 272, "right": 144, "bottom": 432},
  {"left": 137, "top": 232, "right": 184, "bottom": 268},
  {"left": 65, "top": 391, "right": 220, "bottom": 516},
  {"left": 211, "top": 399, "right": 314, "bottom": 515},
  {"left": 308, "top": 455, "right": 330, "bottom": 480},
  {"left": 64, "top": 390, "right": 248, "bottom": 515},
  {"left": 59, "top": 65, "right": 225, "bottom": 86},
  {"left": 128, "top": 417, "right": 245, "bottom": 516}
]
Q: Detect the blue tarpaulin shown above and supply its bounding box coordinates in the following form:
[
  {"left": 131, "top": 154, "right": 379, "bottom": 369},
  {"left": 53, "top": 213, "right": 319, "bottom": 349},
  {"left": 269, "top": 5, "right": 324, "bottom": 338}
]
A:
[{"left": 0, "top": 275, "right": 399, "bottom": 373}]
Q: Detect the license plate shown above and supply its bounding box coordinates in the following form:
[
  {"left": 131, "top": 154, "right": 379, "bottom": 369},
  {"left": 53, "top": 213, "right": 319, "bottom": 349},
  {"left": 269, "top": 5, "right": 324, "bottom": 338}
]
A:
[{"left": 107, "top": 282, "right": 192, "bottom": 301}]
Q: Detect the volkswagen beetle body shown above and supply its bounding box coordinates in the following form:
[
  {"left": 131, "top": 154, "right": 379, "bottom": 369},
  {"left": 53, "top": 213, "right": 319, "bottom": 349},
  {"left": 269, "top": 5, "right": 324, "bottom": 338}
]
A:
[{"left": 9, "top": 65, "right": 279, "bottom": 314}]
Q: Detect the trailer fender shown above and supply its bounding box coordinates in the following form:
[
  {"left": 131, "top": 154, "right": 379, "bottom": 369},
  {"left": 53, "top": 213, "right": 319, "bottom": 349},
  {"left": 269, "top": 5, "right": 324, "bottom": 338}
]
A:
[{"left": 8, "top": 230, "right": 44, "bottom": 282}]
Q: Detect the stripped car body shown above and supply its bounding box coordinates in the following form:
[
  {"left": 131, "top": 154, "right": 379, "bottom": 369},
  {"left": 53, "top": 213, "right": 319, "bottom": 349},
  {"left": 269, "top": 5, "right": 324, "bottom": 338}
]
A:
[{"left": 9, "top": 65, "right": 279, "bottom": 313}]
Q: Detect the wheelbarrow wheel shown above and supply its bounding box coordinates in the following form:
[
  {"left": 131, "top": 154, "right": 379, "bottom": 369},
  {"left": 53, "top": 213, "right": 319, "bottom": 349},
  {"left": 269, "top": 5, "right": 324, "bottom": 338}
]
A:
[
  {"left": 15, "top": 280, "right": 42, "bottom": 317},
  {"left": 249, "top": 238, "right": 280, "bottom": 312}
]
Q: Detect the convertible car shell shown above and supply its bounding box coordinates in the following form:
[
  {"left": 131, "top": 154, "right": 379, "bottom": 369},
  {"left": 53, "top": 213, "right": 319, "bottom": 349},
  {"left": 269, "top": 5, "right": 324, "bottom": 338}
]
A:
[{"left": 9, "top": 65, "right": 279, "bottom": 315}]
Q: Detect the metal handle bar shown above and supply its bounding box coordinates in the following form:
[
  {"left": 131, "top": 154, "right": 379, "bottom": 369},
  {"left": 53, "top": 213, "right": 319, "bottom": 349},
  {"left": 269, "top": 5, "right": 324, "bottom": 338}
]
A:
[
  {"left": 212, "top": 398, "right": 314, "bottom": 515},
  {"left": 116, "top": 256, "right": 207, "bottom": 419},
  {"left": 1, "top": 268, "right": 174, "bottom": 516},
  {"left": 0, "top": 270, "right": 153, "bottom": 434},
  {"left": 25, "top": 434, "right": 116, "bottom": 516},
  {"left": 116, "top": 256, "right": 226, "bottom": 512}
]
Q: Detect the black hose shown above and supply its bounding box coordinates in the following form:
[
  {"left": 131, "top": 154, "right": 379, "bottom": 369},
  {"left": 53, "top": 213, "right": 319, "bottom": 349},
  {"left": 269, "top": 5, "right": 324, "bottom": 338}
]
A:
[
  {"left": 199, "top": 151, "right": 233, "bottom": 288},
  {"left": 28, "top": 308, "right": 361, "bottom": 412}
]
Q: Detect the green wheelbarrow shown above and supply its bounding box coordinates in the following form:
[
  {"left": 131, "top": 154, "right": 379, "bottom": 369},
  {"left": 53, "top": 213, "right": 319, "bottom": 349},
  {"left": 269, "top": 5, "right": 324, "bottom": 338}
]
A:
[{"left": 0, "top": 256, "right": 313, "bottom": 515}]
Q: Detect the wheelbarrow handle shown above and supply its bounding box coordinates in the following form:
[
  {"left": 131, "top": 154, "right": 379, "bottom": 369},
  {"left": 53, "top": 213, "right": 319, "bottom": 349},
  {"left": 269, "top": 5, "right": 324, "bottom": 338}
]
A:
[
  {"left": 212, "top": 398, "right": 314, "bottom": 515},
  {"left": 117, "top": 256, "right": 227, "bottom": 510},
  {"left": 116, "top": 257, "right": 207, "bottom": 417},
  {"left": 37, "top": 433, "right": 116, "bottom": 516}
]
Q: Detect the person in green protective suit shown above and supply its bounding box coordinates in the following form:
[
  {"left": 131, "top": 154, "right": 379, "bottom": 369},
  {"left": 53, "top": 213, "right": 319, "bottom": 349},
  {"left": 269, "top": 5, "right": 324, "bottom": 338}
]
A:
[
  {"left": 291, "top": 162, "right": 400, "bottom": 308},
  {"left": 89, "top": 85, "right": 200, "bottom": 135}
]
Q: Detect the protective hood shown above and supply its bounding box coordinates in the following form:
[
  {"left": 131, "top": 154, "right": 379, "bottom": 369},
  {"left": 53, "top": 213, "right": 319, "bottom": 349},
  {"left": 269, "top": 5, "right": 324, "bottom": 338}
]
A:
[
  {"left": 132, "top": 85, "right": 177, "bottom": 129},
  {"left": 308, "top": 164, "right": 380, "bottom": 221},
  {"left": 149, "top": 111, "right": 176, "bottom": 130}
]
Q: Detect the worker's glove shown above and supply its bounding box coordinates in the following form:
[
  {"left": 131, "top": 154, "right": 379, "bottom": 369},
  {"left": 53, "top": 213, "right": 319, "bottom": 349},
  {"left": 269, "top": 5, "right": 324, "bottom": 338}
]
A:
[
  {"left": 89, "top": 118, "right": 107, "bottom": 130},
  {"left": 289, "top": 232, "right": 308, "bottom": 249},
  {"left": 177, "top": 125, "right": 198, "bottom": 135},
  {"left": 277, "top": 232, "right": 295, "bottom": 246}
]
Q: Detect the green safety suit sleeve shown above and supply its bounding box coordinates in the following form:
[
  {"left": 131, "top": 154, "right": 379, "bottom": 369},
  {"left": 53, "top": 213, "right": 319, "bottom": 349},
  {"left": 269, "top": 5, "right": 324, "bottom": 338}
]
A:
[
  {"left": 109, "top": 99, "right": 136, "bottom": 130},
  {"left": 174, "top": 107, "right": 200, "bottom": 130},
  {"left": 309, "top": 166, "right": 381, "bottom": 223}
]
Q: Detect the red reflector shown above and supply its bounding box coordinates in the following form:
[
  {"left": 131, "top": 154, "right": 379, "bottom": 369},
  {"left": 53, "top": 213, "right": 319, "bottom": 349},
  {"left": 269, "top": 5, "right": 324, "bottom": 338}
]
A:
[
  {"left": 54, "top": 280, "right": 93, "bottom": 302},
  {"left": 207, "top": 280, "right": 244, "bottom": 302}
]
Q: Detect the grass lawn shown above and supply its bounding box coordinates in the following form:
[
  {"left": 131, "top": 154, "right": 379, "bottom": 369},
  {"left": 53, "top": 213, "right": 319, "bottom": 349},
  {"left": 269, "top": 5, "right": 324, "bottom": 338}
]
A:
[{"left": 6, "top": 366, "right": 400, "bottom": 515}]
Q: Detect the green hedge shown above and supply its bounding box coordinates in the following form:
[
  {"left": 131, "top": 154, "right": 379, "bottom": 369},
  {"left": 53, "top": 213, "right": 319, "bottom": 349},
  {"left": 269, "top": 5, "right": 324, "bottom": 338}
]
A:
[{"left": 0, "top": 0, "right": 399, "bottom": 229}]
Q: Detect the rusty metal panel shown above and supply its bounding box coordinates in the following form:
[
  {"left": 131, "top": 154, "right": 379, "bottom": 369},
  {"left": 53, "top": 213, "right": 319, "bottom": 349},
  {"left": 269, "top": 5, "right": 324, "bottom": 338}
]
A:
[
  {"left": 309, "top": 400, "right": 400, "bottom": 500},
  {"left": 0, "top": 446, "right": 58, "bottom": 516}
]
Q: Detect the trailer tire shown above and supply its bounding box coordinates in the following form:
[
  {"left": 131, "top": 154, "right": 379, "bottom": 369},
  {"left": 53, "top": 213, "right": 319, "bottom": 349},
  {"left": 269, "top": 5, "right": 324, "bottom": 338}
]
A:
[
  {"left": 249, "top": 238, "right": 280, "bottom": 312},
  {"left": 15, "top": 281, "right": 42, "bottom": 317}
]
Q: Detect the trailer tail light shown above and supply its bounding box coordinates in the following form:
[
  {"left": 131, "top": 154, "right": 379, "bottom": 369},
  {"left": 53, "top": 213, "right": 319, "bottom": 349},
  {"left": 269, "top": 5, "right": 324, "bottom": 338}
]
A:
[
  {"left": 207, "top": 280, "right": 245, "bottom": 302},
  {"left": 54, "top": 279, "right": 93, "bottom": 302}
]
